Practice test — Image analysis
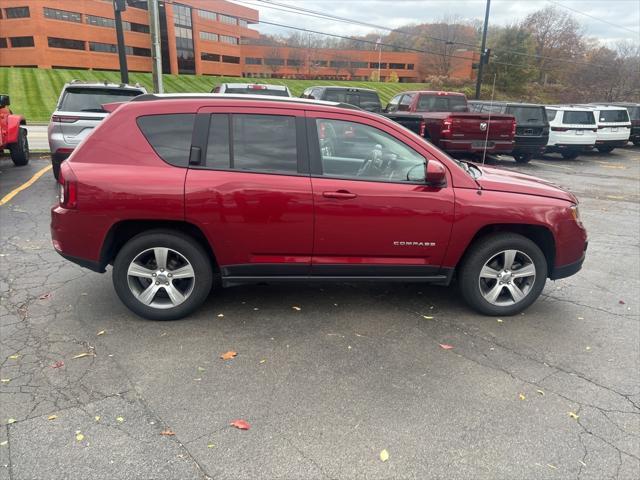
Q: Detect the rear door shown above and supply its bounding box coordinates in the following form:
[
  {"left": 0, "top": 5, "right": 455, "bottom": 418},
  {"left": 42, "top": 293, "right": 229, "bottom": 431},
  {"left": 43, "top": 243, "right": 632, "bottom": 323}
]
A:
[
  {"left": 184, "top": 107, "right": 314, "bottom": 278},
  {"left": 307, "top": 111, "right": 454, "bottom": 278},
  {"left": 562, "top": 110, "right": 597, "bottom": 137}
]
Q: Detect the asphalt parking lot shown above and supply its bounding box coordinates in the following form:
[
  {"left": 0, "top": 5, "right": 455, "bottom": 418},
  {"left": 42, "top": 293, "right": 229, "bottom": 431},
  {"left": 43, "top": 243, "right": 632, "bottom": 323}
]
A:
[{"left": 1, "top": 148, "right": 638, "bottom": 480}]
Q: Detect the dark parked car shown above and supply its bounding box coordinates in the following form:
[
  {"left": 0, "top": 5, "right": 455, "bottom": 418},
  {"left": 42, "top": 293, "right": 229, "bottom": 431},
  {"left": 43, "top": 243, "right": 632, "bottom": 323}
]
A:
[
  {"left": 52, "top": 94, "right": 587, "bottom": 321},
  {"left": 300, "top": 87, "right": 382, "bottom": 112},
  {"left": 468, "top": 101, "right": 549, "bottom": 163}
]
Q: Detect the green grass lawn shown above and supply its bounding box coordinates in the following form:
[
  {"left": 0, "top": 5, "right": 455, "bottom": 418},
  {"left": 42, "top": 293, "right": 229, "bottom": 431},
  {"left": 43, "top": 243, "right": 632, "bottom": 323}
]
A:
[{"left": 0, "top": 67, "right": 483, "bottom": 122}]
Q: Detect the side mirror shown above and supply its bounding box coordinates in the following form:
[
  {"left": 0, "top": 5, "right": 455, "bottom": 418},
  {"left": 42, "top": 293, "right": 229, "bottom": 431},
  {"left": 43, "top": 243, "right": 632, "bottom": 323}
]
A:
[
  {"left": 0, "top": 95, "right": 9, "bottom": 108},
  {"left": 425, "top": 160, "right": 446, "bottom": 187}
]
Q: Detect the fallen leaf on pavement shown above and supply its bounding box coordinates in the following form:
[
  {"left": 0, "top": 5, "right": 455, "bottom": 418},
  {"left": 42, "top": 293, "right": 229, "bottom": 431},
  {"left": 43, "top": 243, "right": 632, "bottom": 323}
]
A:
[
  {"left": 619, "top": 300, "right": 625, "bottom": 304},
  {"left": 161, "top": 430, "right": 175, "bottom": 436},
  {"left": 380, "top": 449, "right": 389, "bottom": 462},
  {"left": 220, "top": 351, "right": 237, "bottom": 360},
  {"left": 95, "top": 416, "right": 100, "bottom": 422},
  {"left": 75, "top": 433, "right": 84, "bottom": 441},
  {"left": 197, "top": 366, "right": 206, "bottom": 372},
  {"left": 0, "top": 441, "right": 7, "bottom": 446},
  {"left": 568, "top": 412, "right": 579, "bottom": 420},
  {"left": 259, "top": 359, "right": 266, "bottom": 364},
  {"left": 7, "top": 419, "right": 16, "bottom": 424},
  {"left": 8, "top": 355, "right": 19, "bottom": 360},
  {"left": 39, "top": 293, "right": 52, "bottom": 300},
  {"left": 292, "top": 306, "right": 301, "bottom": 311},
  {"left": 577, "top": 316, "right": 584, "bottom": 320},
  {"left": 230, "top": 419, "right": 250, "bottom": 430},
  {"left": 52, "top": 360, "right": 64, "bottom": 369},
  {"left": 96, "top": 330, "right": 106, "bottom": 336},
  {"left": 217, "top": 314, "right": 224, "bottom": 318},
  {"left": 547, "top": 464, "right": 557, "bottom": 470},
  {"left": 497, "top": 318, "right": 503, "bottom": 323},
  {"left": 519, "top": 393, "right": 526, "bottom": 400},
  {"left": 423, "top": 315, "right": 433, "bottom": 320},
  {"left": 116, "top": 416, "right": 124, "bottom": 423},
  {"left": 72, "top": 352, "right": 95, "bottom": 359},
  {"left": 48, "top": 415, "right": 57, "bottom": 421},
  {"left": 586, "top": 346, "right": 591, "bottom": 351},
  {"left": 0, "top": 379, "right": 10, "bottom": 383},
  {"left": 207, "top": 443, "right": 215, "bottom": 448},
  {"left": 536, "top": 389, "right": 545, "bottom": 396},
  {"left": 439, "top": 344, "right": 454, "bottom": 350}
]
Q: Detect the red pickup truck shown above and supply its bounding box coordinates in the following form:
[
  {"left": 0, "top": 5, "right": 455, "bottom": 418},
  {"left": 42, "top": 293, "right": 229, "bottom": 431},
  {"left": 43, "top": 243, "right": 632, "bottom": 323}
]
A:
[{"left": 384, "top": 91, "right": 516, "bottom": 156}]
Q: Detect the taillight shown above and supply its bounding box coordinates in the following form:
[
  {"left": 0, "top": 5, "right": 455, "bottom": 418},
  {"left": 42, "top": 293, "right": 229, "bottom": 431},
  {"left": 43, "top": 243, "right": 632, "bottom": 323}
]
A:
[
  {"left": 511, "top": 120, "right": 516, "bottom": 136},
  {"left": 58, "top": 164, "right": 78, "bottom": 209},
  {"left": 249, "top": 84, "right": 267, "bottom": 90},
  {"left": 51, "top": 115, "right": 80, "bottom": 123},
  {"left": 56, "top": 147, "right": 74, "bottom": 156},
  {"left": 419, "top": 120, "right": 426, "bottom": 137},
  {"left": 551, "top": 127, "right": 568, "bottom": 132}
]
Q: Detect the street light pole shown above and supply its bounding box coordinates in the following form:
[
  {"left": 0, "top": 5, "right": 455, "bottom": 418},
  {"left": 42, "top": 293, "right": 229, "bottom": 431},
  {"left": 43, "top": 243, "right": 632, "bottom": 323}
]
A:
[
  {"left": 113, "top": 0, "right": 129, "bottom": 84},
  {"left": 148, "top": 0, "right": 163, "bottom": 93},
  {"left": 474, "top": 0, "right": 491, "bottom": 99}
]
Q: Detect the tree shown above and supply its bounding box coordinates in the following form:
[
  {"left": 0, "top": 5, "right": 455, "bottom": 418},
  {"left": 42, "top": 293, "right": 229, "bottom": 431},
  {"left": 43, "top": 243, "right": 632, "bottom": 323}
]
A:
[
  {"left": 287, "top": 48, "right": 305, "bottom": 75},
  {"left": 387, "top": 71, "right": 399, "bottom": 83},
  {"left": 264, "top": 46, "right": 284, "bottom": 75},
  {"left": 484, "top": 25, "right": 537, "bottom": 94}
]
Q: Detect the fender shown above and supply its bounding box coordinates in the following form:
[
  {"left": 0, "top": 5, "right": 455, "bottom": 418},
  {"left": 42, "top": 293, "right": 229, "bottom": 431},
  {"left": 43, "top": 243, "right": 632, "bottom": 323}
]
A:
[{"left": 5, "top": 114, "right": 25, "bottom": 144}]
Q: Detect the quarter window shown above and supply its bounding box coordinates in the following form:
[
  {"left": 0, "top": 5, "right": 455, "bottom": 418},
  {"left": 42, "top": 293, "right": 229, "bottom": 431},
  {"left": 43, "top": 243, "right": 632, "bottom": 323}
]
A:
[
  {"left": 315, "top": 119, "right": 425, "bottom": 183},
  {"left": 137, "top": 114, "right": 196, "bottom": 167}
]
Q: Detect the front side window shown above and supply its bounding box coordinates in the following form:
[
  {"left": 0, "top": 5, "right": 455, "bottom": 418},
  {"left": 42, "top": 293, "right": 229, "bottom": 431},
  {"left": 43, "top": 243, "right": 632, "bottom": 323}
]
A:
[
  {"left": 398, "top": 94, "right": 413, "bottom": 111},
  {"left": 386, "top": 94, "right": 401, "bottom": 112},
  {"left": 205, "top": 114, "right": 298, "bottom": 174},
  {"left": 315, "top": 119, "right": 425, "bottom": 183},
  {"left": 137, "top": 114, "right": 195, "bottom": 167}
]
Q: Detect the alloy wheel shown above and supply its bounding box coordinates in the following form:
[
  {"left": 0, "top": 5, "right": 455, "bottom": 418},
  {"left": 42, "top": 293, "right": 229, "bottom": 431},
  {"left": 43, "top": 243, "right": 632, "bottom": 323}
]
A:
[{"left": 478, "top": 249, "right": 536, "bottom": 306}]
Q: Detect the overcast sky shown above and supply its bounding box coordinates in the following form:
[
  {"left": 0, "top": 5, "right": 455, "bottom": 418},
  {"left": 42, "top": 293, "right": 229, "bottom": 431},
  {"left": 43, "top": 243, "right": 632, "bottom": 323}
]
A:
[{"left": 233, "top": 0, "right": 640, "bottom": 47}]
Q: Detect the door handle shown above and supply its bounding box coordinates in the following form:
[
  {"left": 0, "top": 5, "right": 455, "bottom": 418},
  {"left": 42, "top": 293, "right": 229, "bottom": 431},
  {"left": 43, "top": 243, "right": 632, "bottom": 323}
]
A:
[{"left": 322, "top": 190, "right": 357, "bottom": 199}]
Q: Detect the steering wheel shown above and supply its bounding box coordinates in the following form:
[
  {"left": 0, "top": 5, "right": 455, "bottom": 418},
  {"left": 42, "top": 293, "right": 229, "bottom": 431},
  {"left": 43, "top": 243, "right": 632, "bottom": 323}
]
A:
[{"left": 356, "top": 144, "right": 384, "bottom": 177}]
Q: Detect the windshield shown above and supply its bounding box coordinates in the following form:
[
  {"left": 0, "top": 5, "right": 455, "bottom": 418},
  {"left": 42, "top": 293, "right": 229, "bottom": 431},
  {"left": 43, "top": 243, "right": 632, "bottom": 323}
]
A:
[
  {"left": 599, "top": 109, "right": 629, "bottom": 123},
  {"left": 224, "top": 87, "right": 289, "bottom": 97},
  {"left": 507, "top": 106, "right": 546, "bottom": 124},
  {"left": 416, "top": 94, "right": 468, "bottom": 112},
  {"left": 323, "top": 90, "right": 381, "bottom": 112},
  {"left": 562, "top": 111, "right": 595, "bottom": 125},
  {"left": 60, "top": 87, "right": 143, "bottom": 112}
]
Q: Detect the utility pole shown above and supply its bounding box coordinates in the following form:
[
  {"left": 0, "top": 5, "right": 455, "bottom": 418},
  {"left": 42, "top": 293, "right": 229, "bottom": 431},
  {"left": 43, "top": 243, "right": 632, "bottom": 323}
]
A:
[
  {"left": 148, "top": 0, "right": 163, "bottom": 93},
  {"left": 113, "top": 0, "right": 129, "bottom": 84},
  {"left": 474, "top": 0, "right": 491, "bottom": 99}
]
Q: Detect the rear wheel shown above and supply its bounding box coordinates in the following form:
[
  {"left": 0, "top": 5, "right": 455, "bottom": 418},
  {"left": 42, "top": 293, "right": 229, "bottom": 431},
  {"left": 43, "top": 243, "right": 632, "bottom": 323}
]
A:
[
  {"left": 513, "top": 152, "right": 533, "bottom": 164},
  {"left": 596, "top": 145, "right": 615, "bottom": 154},
  {"left": 459, "top": 233, "right": 547, "bottom": 316},
  {"left": 561, "top": 151, "right": 579, "bottom": 160},
  {"left": 9, "top": 127, "right": 29, "bottom": 166},
  {"left": 112, "top": 231, "right": 213, "bottom": 320}
]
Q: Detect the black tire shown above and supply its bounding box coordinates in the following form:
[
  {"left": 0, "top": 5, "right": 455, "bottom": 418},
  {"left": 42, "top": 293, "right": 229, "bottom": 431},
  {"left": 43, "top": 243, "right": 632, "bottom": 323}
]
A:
[
  {"left": 632, "top": 140, "right": 640, "bottom": 147},
  {"left": 596, "top": 145, "right": 615, "bottom": 154},
  {"left": 112, "top": 230, "right": 213, "bottom": 320},
  {"left": 9, "top": 127, "right": 29, "bottom": 166},
  {"left": 514, "top": 152, "right": 533, "bottom": 164},
  {"left": 458, "top": 233, "right": 547, "bottom": 316},
  {"left": 561, "top": 151, "right": 579, "bottom": 160},
  {"left": 52, "top": 156, "right": 62, "bottom": 181}
]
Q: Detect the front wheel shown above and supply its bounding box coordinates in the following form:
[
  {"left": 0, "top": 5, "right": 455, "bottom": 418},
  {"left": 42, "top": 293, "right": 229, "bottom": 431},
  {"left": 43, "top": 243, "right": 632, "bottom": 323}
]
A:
[
  {"left": 513, "top": 152, "right": 533, "bottom": 164},
  {"left": 112, "top": 231, "right": 213, "bottom": 320},
  {"left": 596, "top": 145, "right": 614, "bottom": 154},
  {"left": 9, "top": 127, "right": 29, "bottom": 166},
  {"left": 459, "top": 233, "right": 547, "bottom": 316},
  {"left": 561, "top": 151, "right": 579, "bottom": 160}
]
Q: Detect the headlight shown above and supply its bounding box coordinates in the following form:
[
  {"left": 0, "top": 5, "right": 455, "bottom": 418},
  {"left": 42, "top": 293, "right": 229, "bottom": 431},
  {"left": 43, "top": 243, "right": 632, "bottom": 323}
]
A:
[{"left": 570, "top": 205, "right": 583, "bottom": 226}]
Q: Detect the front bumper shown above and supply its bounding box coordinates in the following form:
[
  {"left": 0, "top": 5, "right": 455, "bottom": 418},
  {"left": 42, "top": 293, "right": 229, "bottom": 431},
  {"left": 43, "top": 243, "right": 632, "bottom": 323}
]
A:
[{"left": 550, "top": 242, "right": 587, "bottom": 280}]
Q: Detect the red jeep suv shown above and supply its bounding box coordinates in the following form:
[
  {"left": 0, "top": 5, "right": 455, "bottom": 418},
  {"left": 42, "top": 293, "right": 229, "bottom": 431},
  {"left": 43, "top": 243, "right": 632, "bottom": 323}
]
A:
[{"left": 51, "top": 94, "right": 587, "bottom": 320}]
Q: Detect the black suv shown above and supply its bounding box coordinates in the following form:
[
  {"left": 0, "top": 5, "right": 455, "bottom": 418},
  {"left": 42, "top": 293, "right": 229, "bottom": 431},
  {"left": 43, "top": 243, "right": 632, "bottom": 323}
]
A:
[
  {"left": 300, "top": 87, "right": 382, "bottom": 112},
  {"left": 468, "top": 101, "right": 549, "bottom": 163}
]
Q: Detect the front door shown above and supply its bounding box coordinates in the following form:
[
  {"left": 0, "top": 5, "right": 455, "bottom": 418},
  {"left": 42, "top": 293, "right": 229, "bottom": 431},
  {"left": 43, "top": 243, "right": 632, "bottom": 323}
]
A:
[{"left": 307, "top": 113, "right": 455, "bottom": 278}]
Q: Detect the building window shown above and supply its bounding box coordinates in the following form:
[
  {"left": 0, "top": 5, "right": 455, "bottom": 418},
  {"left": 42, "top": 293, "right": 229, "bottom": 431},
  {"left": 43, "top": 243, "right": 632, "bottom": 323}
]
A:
[
  {"left": 10, "top": 36, "right": 34, "bottom": 48},
  {"left": 198, "top": 9, "right": 216, "bottom": 21},
  {"left": 48, "top": 37, "right": 85, "bottom": 51},
  {"left": 389, "top": 63, "right": 405, "bottom": 69},
  {"left": 201, "top": 52, "right": 220, "bottom": 62},
  {"left": 129, "top": 22, "right": 150, "bottom": 33},
  {"left": 407, "top": 64, "right": 414, "bottom": 70},
  {"left": 350, "top": 61, "right": 368, "bottom": 69},
  {"left": 173, "top": 3, "right": 192, "bottom": 27},
  {"left": 369, "top": 62, "right": 388, "bottom": 69},
  {"left": 311, "top": 60, "right": 328, "bottom": 67},
  {"left": 239, "top": 19, "right": 248, "bottom": 28},
  {"left": 245, "top": 57, "right": 262, "bottom": 65},
  {"left": 218, "top": 14, "right": 237, "bottom": 25},
  {"left": 222, "top": 55, "right": 240, "bottom": 64},
  {"left": 129, "top": 46, "right": 151, "bottom": 57},
  {"left": 173, "top": 3, "right": 195, "bottom": 74},
  {"left": 265, "top": 58, "right": 284, "bottom": 66},
  {"left": 127, "top": 1, "right": 148, "bottom": 10},
  {"left": 86, "top": 15, "right": 114, "bottom": 28},
  {"left": 287, "top": 59, "right": 303, "bottom": 66},
  {"left": 0, "top": 38, "right": 8, "bottom": 49},
  {"left": 5, "top": 7, "right": 30, "bottom": 19},
  {"left": 329, "top": 60, "right": 349, "bottom": 68},
  {"left": 219, "top": 35, "right": 239, "bottom": 45},
  {"left": 89, "top": 41, "right": 117, "bottom": 53},
  {"left": 43, "top": 7, "right": 81, "bottom": 23},
  {"left": 200, "top": 31, "right": 219, "bottom": 42}
]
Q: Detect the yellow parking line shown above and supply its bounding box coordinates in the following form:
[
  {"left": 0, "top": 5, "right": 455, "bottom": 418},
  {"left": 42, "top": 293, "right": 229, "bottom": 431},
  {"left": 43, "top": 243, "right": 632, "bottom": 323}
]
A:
[{"left": 0, "top": 165, "right": 53, "bottom": 206}]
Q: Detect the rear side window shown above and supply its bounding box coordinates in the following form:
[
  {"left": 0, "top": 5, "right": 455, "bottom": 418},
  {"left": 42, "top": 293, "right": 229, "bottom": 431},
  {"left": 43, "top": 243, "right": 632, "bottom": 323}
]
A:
[
  {"left": 204, "top": 114, "right": 298, "bottom": 174},
  {"left": 628, "top": 106, "right": 639, "bottom": 121},
  {"left": 599, "top": 110, "right": 629, "bottom": 123},
  {"left": 137, "top": 114, "right": 195, "bottom": 166},
  {"left": 60, "top": 87, "right": 143, "bottom": 112},
  {"left": 563, "top": 111, "right": 595, "bottom": 125}
]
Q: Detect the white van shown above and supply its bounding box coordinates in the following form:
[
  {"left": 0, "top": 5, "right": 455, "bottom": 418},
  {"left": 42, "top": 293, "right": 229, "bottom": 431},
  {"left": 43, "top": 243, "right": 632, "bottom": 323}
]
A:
[
  {"left": 545, "top": 106, "right": 597, "bottom": 159},
  {"left": 586, "top": 105, "right": 631, "bottom": 153}
]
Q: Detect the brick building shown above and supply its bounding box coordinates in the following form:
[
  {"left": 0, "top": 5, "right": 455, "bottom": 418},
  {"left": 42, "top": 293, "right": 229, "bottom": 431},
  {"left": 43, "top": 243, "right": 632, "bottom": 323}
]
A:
[{"left": 0, "top": 0, "right": 476, "bottom": 82}]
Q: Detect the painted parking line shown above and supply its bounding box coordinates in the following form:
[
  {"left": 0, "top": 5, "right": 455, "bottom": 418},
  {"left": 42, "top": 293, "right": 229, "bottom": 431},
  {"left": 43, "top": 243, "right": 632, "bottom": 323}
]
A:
[{"left": 0, "top": 164, "right": 53, "bottom": 206}]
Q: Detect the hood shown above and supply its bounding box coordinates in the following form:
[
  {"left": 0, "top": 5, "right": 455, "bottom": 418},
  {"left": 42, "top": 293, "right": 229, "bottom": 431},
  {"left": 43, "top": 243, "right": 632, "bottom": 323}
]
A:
[{"left": 475, "top": 165, "right": 577, "bottom": 203}]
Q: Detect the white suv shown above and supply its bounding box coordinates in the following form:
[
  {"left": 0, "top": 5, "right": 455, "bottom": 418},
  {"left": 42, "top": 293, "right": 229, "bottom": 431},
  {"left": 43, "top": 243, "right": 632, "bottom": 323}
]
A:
[
  {"left": 544, "top": 106, "right": 597, "bottom": 159},
  {"left": 585, "top": 105, "right": 631, "bottom": 153}
]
